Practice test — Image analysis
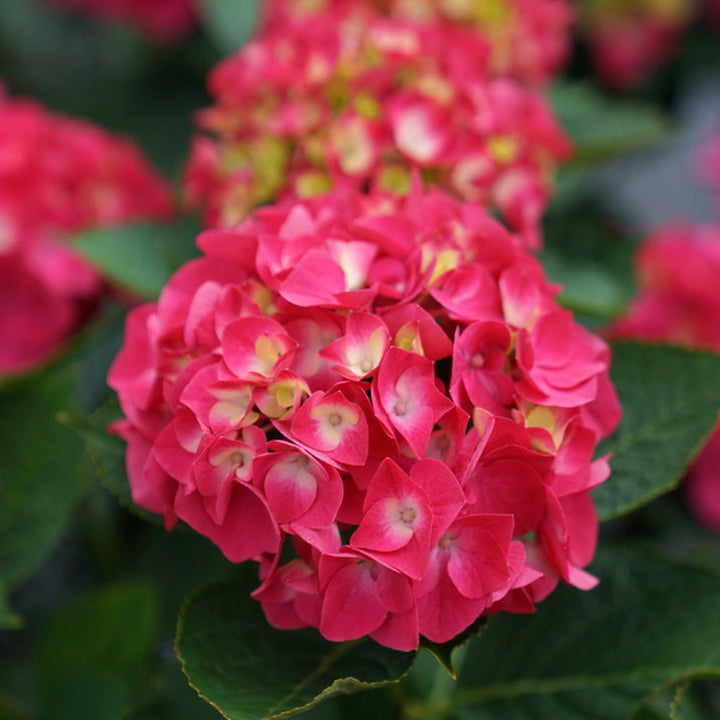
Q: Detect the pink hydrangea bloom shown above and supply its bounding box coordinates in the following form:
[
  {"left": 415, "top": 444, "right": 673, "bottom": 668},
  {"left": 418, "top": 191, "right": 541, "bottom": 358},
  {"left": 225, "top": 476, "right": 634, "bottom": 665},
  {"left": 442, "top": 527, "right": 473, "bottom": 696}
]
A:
[
  {"left": 0, "top": 86, "right": 174, "bottom": 376},
  {"left": 45, "top": 0, "right": 197, "bottom": 43},
  {"left": 110, "top": 185, "right": 619, "bottom": 650},
  {"left": 579, "top": 0, "right": 694, "bottom": 90},
  {"left": 184, "top": 5, "right": 571, "bottom": 248},
  {"left": 610, "top": 224, "right": 720, "bottom": 532},
  {"left": 611, "top": 225, "right": 720, "bottom": 349},
  {"left": 261, "top": 0, "right": 575, "bottom": 87}
]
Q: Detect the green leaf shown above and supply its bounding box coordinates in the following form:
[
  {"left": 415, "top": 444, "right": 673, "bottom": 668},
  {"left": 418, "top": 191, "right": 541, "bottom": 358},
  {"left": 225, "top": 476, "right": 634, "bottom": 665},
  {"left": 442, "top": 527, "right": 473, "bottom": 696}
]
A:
[
  {"left": 0, "top": 587, "right": 21, "bottom": 630},
  {"left": 65, "top": 397, "right": 167, "bottom": 528},
  {"left": 550, "top": 81, "right": 670, "bottom": 164},
  {"left": 453, "top": 546, "right": 720, "bottom": 719},
  {"left": 72, "top": 219, "right": 200, "bottom": 300},
  {"left": 176, "top": 566, "right": 416, "bottom": 719},
  {"left": 0, "top": 0, "right": 146, "bottom": 113},
  {"left": 541, "top": 253, "right": 629, "bottom": 322},
  {"left": 632, "top": 684, "right": 700, "bottom": 720},
  {"left": 420, "top": 618, "right": 486, "bottom": 679},
  {"left": 0, "top": 365, "right": 87, "bottom": 593},
  {"left": 73, "top": 398, "right": 133, "bottom": 504},
  {"left": 541, "top": 205, "right": 637, "bottom": 327},
  {"left": 34, "top": 582, "right": 159, "bottom": 720},
  {"left": 0, "top": 688, "right": 33, "bottom": 720},
  {"left": 672, "top": 681, "right": 720, "bottom": 720},
  {"left": 297, "top": 687, "right": 400, "bottom": 720},
  {"left": 594, "top": 342, "right": 720, "bottom": 521},
  {"left": 199, "top": 0, "right": 261, "bottom": 56},
  {"left": 128, "top": 658, "right": 225, "bottom": 720}
]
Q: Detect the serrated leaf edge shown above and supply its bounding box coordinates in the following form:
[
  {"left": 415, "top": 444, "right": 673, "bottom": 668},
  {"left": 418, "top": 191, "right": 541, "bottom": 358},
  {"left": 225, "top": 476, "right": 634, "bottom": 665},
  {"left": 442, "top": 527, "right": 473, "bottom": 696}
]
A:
[{"left": 174, "top": 580, "right": 415, "bottom": 720}]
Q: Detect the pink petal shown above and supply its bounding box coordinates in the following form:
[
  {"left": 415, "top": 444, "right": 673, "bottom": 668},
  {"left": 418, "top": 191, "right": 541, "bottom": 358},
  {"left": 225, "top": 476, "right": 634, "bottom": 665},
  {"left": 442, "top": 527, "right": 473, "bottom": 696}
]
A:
[
  {"left": 222, "top": 316, "right": 297, "bottom": 381},
  {"left": 410, "top": 459, "right": 465, "bottom": 544},
  {"left": 264, "top": 454, "right": 318, "bottom": 523},
  {"left": 446, "top": 515, "right": 513, "bottom": 599},
  {"left": 351, "top": 497, "right": 417, "bottom": 551},
  {"left": 279, "top": 250, "right": 346, "bottom": 307},
  {"left": 319, "top": 558, "right": 387, "bottom": 641},
  {"left": 416, "top": 566, "right": 487, "bottom": 644},
  {"left": 370, "top": 606, "right": 419, "bottom": 651},
  {"left": 289, "top": 390, "right": 369, "bottom": 466},
  {"left": 175, "top": 482, "right": 280, "bottom": 563}
]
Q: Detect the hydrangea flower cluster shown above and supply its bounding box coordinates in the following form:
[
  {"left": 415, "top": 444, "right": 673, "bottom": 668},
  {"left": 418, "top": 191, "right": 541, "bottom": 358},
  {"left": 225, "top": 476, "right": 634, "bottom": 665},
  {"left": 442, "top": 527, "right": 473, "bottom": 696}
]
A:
[
  {"left": 110, "top": 185, "right": 620, "bottom": 650},
  {"left": 578, "top": 0, "right": 693, "bottom": 90},
  {"left": 610, "top": 224, "right": 720, "bottom": 532},
  {"left": 184, "top": 3, "right": 571, "bottom": 248},
  {"left": 45, "top": 0, "right": 197, "bottom": 43},
  {"left": 261, "top": 0, "right": 575, "bottom": 87},
  {"left": 0, "top": 86, "right": 174, "bottom": 376}
]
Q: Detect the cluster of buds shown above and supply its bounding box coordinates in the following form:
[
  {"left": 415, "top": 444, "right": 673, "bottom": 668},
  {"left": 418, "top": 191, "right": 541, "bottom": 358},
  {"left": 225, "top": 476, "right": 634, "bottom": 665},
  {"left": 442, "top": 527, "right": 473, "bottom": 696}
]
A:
[
  {"left": 261, "top": 0, "right": 575, "bottom": 87},
  {"left": 44, "top": 0, "right": 198, "bottom": 43},
  {"left": 0, "top": 86, "right": 174, "bottom": 376},
  {"left": 184, "top": 2, "right": 571, "bottom": 248},
  {"left": 610, "top": 224, "right": 720, "bottom": 532},
  {"left": 578, "top": 0, "right": 694, "bottom": 90},
  {"left": 110, "top": 185, "right": 620, "bottom": 650}
]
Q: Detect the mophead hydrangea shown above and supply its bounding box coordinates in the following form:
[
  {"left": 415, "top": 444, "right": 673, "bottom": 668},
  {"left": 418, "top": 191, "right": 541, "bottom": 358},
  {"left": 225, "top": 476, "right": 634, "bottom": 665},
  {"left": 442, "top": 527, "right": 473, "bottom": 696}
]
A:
[
  {"left": 0, "top": 85, "right": 174, "bottom": 376},
  {"left": 184, "top": 2, "right": 571, "bottom": 248},
  {"left": 110, "top": 184, "right": 620, "bottom": 650}
]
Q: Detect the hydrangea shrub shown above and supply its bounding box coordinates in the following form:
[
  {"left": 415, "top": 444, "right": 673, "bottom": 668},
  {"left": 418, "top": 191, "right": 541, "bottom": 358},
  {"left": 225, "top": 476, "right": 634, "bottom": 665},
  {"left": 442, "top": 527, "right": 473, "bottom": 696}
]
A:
[{"left": 5, "top": 0, "right": 720, "bottom": 718}]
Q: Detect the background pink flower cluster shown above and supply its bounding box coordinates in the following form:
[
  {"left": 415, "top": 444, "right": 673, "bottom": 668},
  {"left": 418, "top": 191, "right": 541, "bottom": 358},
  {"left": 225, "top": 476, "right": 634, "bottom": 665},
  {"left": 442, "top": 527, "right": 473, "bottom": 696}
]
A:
[
  {"left": 110, "top": 184, "right": 620, "bottom": 650},
  {"left": 578, "top": 0, "right": 693, "bottom": 91},
  {"left": 261, "top": 0, "right": 575, "bottom": 87},
  {"left": 576, "top": 0, "right": 720, "bottom": 91},
  {"left": 0, "top": 85, "right": 174, "bottom": 376},
  {"left": 184, "top": 0, "right": 572, "bottom": 249}
]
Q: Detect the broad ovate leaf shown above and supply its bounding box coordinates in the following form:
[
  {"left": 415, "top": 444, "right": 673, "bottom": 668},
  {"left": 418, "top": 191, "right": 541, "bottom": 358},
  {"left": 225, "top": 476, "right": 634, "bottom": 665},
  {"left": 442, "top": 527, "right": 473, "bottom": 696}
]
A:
[
  {"left": 454, "top": 546, "right": 720, "bottom": 719},
  {"left": 176, "top": 566, "right": 416, "bottom": 719},
  {"left": 595, "top": 342, "right": 720, "bottom": 520},
  {"left": 0, "top": 365, "right": 87, "bottom": 594}
]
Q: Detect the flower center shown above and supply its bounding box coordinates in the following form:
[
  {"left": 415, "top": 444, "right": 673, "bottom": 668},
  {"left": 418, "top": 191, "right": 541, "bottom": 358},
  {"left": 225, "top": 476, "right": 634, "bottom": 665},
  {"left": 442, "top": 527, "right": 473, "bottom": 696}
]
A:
[{"left": 399, "top": 505, "right": 417, "bottom": 524}]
